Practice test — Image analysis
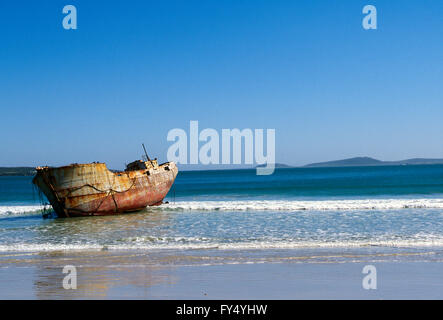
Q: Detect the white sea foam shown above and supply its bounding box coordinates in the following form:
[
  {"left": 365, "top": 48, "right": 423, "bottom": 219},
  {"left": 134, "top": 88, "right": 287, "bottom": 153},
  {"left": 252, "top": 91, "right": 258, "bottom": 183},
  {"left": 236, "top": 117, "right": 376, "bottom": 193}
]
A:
[
  {"left": 158, "top": 199, "right": 443, "bottom": 212},
  {"left": 0, "top": 205, "right": 43, "bottom": 217},
  {"left": 2, "top": 237, "right": 443, "bottom": 253},
  {"left": 1, "top": 198, "right": 442, "bottom": 217}
]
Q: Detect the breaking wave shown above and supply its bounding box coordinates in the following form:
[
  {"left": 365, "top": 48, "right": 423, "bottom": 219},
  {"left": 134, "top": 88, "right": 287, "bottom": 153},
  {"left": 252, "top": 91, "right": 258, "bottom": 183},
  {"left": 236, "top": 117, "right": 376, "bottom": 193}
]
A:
[
  {"left": 158, "top": 198, "right": 443, "bottom": 212},
  {"left": 0, "top": 205, "right": 44, "bottom": 217},
  {"left": 2, "top": 198, "right": 443, "bottom": 217},
  {"left": 2, "top": 237, "right": 443, "bottom": 253}
]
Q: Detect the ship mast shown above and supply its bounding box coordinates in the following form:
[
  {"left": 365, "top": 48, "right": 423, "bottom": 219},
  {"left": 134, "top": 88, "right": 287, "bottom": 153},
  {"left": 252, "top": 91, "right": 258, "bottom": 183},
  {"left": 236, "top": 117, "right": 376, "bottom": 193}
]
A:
[{"left": 142, "top": 143, "right": 151, "bottom": 162}]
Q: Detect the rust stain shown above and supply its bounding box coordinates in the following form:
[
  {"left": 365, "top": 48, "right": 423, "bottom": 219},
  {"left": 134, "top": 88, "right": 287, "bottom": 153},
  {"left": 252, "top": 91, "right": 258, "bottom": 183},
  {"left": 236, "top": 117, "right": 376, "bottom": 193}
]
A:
[{"left": 32, "top": 159, "right": 178, "bottom": 217}]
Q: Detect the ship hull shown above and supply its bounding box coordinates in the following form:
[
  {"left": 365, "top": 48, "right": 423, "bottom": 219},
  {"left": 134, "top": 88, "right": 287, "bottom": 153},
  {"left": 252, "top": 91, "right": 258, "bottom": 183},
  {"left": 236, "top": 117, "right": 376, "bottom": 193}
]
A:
[{"left": 32, "top": 161, "right": 178, "bottom": 217}]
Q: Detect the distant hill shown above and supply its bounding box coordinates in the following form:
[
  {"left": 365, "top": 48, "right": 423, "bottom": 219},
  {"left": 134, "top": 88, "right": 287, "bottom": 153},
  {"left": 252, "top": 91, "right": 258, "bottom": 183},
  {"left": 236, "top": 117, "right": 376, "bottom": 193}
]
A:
[
  {"left": 255, "top": 163, "right": 294, "bottom": 169},
  {"left": 0, "top": 167, "right": 36, "bottom": 176},
  {"left": 305, "top": 157, "right": 443, "bottom": 168},
  {"left": 2, "top": 158, "right": 443, "bottom": 175},
  {"left": 393, "top": 158, "right": 443, "bottom": 165}
]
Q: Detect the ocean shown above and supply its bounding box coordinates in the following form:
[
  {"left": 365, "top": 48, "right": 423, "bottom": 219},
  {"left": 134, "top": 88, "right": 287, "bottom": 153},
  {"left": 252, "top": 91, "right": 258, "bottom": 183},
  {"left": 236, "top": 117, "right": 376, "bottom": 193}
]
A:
[{"left": 1, "top": 165, "right": 443, "bottom": 257}]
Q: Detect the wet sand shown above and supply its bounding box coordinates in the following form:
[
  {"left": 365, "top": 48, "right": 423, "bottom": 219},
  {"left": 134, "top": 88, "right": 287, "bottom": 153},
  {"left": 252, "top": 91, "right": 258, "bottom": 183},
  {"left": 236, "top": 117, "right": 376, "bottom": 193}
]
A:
[{"left": 1, "top": 248, "right": 443, "bottom": 299}]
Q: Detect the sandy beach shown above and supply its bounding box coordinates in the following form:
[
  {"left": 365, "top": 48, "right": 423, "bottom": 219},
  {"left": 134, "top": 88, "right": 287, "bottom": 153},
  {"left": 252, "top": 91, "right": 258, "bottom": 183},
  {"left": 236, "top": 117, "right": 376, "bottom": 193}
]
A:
[{"left": 1, "top": 247, "right": 443, "bottom": 299}]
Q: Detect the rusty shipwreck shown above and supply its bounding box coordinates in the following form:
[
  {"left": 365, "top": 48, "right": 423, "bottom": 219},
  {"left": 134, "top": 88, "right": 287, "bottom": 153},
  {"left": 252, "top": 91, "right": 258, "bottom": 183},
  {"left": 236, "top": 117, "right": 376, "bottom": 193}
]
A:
[{"left": 32, "top": 156, "right": 178, "bottom": 217}]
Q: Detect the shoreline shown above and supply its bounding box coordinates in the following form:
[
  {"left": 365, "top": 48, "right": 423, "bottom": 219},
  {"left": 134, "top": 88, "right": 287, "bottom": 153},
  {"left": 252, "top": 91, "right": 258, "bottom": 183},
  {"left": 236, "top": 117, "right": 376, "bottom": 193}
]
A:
[{"left": 1, "top": 246, "right": 443, "bottom": 299}]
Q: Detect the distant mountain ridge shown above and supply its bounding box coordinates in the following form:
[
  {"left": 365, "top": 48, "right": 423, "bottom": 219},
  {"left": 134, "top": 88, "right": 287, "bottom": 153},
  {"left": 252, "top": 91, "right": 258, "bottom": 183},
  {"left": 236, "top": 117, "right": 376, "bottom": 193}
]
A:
[
  {"left": 0, "top": 167, "right": 36, "bottom": 176},
  {"left": 304, "top": 157, "right": 443, "bottom": 168},
  {"left": 3, "top": 157, "right": 443, "bottom": 175},
  {"left": 255, "top": 163, "right": 293, "bottom": 169}
]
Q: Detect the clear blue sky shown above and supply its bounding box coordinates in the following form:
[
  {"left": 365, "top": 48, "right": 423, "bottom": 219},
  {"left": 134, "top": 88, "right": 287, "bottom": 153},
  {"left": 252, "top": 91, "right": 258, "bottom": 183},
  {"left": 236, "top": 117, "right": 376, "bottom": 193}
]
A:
[{"left": 0, "top": 0, "right": 442, "bottom": 169}]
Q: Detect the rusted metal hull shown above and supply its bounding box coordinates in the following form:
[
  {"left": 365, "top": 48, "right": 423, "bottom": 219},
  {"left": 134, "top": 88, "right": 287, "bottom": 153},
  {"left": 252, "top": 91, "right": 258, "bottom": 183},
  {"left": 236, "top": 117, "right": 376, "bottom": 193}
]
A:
[{"left": 32, "top": 161, "right": 178, "bottom": 217}]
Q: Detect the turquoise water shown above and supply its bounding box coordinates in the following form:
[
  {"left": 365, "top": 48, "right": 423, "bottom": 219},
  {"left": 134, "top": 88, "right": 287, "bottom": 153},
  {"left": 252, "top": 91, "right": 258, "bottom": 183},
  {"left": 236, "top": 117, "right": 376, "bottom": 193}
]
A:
[
  {"left": 171, "top": 165, "right": 443, "bottom": 200},
  {"left": 1, "top": 165, "right": 443, "bottom": 253}
]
